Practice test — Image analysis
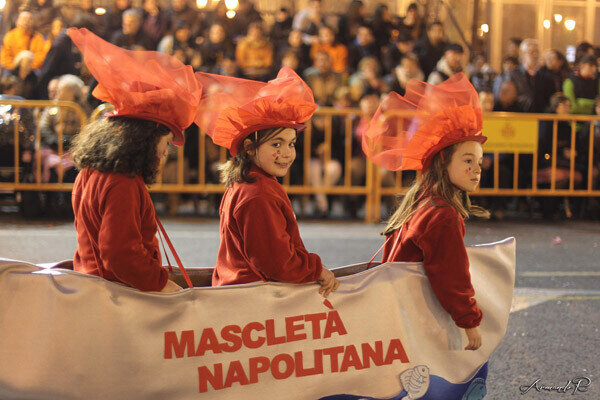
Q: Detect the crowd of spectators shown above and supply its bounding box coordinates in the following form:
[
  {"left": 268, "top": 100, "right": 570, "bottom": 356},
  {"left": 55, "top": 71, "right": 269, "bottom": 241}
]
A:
[{"left": 1, "top": 0, "right": 599, "bottom": 219}]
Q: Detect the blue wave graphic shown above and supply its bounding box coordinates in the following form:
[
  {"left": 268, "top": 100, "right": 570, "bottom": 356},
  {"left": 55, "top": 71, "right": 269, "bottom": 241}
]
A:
[{"left": 319, "top": 362, "right": 488, "bottom": 400}]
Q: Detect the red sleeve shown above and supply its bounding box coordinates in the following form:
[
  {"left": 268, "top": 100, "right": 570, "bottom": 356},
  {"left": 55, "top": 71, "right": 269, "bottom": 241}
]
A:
[
  {"left": 234, "top": 196, "right": 323, "bottom": 284},
  {"left": 97, "top": 179, "right": 168, "bottom": 291},
  {"left": 416, "top": 211, "right": 482, "bottom": 329}
]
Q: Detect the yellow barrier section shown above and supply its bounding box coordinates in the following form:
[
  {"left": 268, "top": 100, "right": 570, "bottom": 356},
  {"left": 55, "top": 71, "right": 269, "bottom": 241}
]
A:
[{"left": 3, "top": 100, "right": 600, "bottom": 223}]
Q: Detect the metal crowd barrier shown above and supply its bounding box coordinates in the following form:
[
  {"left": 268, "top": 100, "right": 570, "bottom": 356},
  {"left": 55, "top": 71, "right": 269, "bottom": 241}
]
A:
[{"left": 2, "top": 99, "right": 599, "bottom": 223}]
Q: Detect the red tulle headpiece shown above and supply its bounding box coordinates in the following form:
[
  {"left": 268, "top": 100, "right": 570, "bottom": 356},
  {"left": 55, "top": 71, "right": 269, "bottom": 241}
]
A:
[
  {"left": 67, "top": 28, "right": 202, "bottom": 146},
  {"left": 194, "top": 67, "right": 317, "bottom": 156},
  {"left": 361, "top": 73, "right": 486, "bottom": 171}
]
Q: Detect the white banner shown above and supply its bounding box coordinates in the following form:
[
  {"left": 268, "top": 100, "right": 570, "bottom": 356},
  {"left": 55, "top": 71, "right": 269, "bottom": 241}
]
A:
[{"left": 0, "top": 238, "right": 515, "bottom": 400}]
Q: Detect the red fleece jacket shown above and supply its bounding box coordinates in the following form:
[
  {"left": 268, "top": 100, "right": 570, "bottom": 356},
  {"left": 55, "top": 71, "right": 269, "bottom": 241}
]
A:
[
  {"left": 72, "top": 169, "right": 167, "bottom": 291},
  {"left": 213, "top": 166, "right": 323, "bottom": 286},
  {"left": 382, "top": 197, "right": 483, "bottom": 329}
]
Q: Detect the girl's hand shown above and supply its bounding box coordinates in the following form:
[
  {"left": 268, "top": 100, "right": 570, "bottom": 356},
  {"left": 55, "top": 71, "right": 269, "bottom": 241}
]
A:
[
  {"left": 317, "top": 268, "right": 339, "bottom": 298},
  {"left": 464, "top": 327, "right": 482, "bottom": 350},
  {"left": 161, "top": 279, "right": 183, "bottom": 293}
]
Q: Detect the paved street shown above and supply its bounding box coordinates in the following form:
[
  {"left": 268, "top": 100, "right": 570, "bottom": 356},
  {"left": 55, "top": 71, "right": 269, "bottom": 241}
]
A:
[{"left": 0, "top": 214, "right": 598, "bottom": 399}]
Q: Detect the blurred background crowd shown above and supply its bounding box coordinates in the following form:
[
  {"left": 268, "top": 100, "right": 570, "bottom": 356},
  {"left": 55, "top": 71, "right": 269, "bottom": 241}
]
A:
[{"left": 1, "top": 0, "right": 599, "bottom": 221}]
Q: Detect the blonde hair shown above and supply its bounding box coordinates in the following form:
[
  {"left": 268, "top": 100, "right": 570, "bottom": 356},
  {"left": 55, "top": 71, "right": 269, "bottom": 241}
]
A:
[{"left": 383, "top": 143, "right": 490, "bottom": 235}]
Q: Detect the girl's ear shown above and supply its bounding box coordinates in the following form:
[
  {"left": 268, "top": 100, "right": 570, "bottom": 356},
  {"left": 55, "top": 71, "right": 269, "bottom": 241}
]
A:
[{"left": 243, "top": 138, "right": 255, "bottom": 156}]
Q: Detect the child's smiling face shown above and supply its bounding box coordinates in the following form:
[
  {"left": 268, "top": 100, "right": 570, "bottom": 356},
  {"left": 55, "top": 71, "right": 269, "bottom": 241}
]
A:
[{"left": 250, "top": 128, "right": 297, "bottom": 177}]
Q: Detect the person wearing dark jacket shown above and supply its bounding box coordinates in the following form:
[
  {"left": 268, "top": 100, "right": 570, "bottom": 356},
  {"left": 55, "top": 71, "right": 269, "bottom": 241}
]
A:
[
  {"left": 563, "top": 54, "right": 600, "bottom": 115},
  {"left": 382, "top": 30, "right": 414, "bottom": 75},
  {"left": 36, "top": 14, "right": 95, "bottom": 99},
  {"left": 508, "top": 38, "right": 555, "bottom": 113},
  {"left": 110, "top": 9, "right": 154, "bottom": 51},
  {"left": 413, "top": 21, "right": 447, "bottom": 78},
  {"left": 347, "top": 25, "right": 380, "bottom": 73}
]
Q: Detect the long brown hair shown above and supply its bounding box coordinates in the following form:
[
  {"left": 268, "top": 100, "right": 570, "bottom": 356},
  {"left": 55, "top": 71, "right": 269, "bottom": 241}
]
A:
[
  {"left": 70, "top": 117, "right": 171, "bottom": 185},
  {"left": 382, "top": 143, "right": 490, "bottom": 235},
  {"left": 219, "top": 127, "right": 289, "bottom": 187}
]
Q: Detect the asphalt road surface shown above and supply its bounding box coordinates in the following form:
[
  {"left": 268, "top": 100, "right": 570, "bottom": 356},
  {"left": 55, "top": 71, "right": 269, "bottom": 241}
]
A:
[{"left": 0, "top": 214, "right": 598, "bottom": 399}]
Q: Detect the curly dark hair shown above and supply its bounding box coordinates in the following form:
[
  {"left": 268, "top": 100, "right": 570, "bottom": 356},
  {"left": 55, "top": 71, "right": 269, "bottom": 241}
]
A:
[{"left": 70, "top": 117, "right": 171, "bottom": 184}]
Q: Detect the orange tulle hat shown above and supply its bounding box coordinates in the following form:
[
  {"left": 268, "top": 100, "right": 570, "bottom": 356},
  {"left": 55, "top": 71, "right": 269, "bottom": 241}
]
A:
[
  {"left": 361, "top": 73, "right": 486, "bottom": 171},
  {"left": 67, "top": 28, "right": 202, "bottom": 146},
  {"left": 194, "top": 67, "right": 317, "bottom": 156}
]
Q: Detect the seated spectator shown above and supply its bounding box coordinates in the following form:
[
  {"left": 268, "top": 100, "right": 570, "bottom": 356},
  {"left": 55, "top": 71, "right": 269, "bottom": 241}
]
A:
[
  {"left": 382, "top": 30, "right": 414, "bottom": 75},
  {"left": 206, "top": 1, "right": 234, "bottom": 39},
  {"left": 9, "top": 51, "right": 38, "bottom": 99},
  {"left": 231, "top": 0, "right": 263, "bottom": 39},
  {"left": 104, "top": 0, "right": 132, "bottom": 40},
  {"left": 479, "top": 90, "right": 495, "bottom": 113},
  {"left": 78, "top": 0, "right": 106, "bottom": 38},
  {"left": 398, "top": 2, "right": 425, "bottom": 41},
  {"left": 563, "top": 54, "right": 600, "bottom": 115},
  {"left": 277, "top": 29, "right": 311, "bottom": 74},
  {"left": 370, "top": 4, "right": 395, "bottom": 50},
  {"left": 215, "top": 53, "right": 243, "bottom": 77},
  {"left": 509, "top": 38, "right": 555, "bottom": 113},
  {"left": 506, "top": 37, "right": 522, "bottom": 59},
  {"left": 110, "top": 9, "right": 154, "bottom": 51},
  {"left": 159, "top": 20, "right": 202, "bottom": 71},
  {"left": 37, "top": 14, "right": 93, "bottom": 100},
  {"left": 414, "top": 21, "right": 447, "bottom": 78},
  {"left": 292, "top": 0, "right": 327, "bottom": 45},
  {"left": 309, "top": 98, "right": 346, "bottom": 216},
  {"left": 42, "top": 16, "right": 64, "bottom": 55},
  {"left": 591, "top": 97, "right": 600, "bottom": 190},
  {"left": 199, "top": 23, "right": 234, "bottom": 73},
  {"left": 1, "top": 10, "right": 48, "bottom": 70},
  {"left": 427, "top": 43, "right": 466, "bottom": 85},
  {"left": 537, "top": 94, "right": 584, "bottom": 218},
  {"left": 469, "top": 54, "right": 496, "bottom": 92},
  {"left": 235, "top": 22, "right": 274, "bottom": 81},
  {"left": 347, "top": 25, "right": 380, "bottom": 73},
  {"left": 348, "top": 92, "right": 396, "bottom": 216},
  {"left": 575, "top": 41, "right": 595, "bottom": 65},
  {"left": 310, "top": 25, "right": 347, "bottom": 74},
  {"left": 304, "top": 51, "right": 345, "bottom": 106},
  {"left": 542, "top": 49, "right": 570, "bottom": 94},
  {"left": 349, "top": 57, "right": 388, "bottom": 102},
  {"left": 167, "top": 0, "right": 200, "bottom": 38},
  {"left": 493, "top": 55, "right": 519, "bottom": 98},
  {"left": 493, "top": 79, "right": 521, "bottom": 112},
  {"left": 280, "top": 50, "right": 302, "bottom": 76},
  {"left": 39, "top": 74, "right": 90, "bottom": 184},
  {"left": 337, "top": 0, "right": 367, "bottom": 45},
  {"left": 270, "top": 7, "right": 293, "bottom": 48},
  {"left": 25, "top": 0, "right": 59, "bottom": 37},
  {"left": 384, "top": 53, "right": 424, "bottom": 96},
  {"left": 141, "top": 0, "right": 170, "bottom": 50}
]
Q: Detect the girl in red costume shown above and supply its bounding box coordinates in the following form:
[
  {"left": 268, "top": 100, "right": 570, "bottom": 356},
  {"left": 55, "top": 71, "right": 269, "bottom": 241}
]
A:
[
  {"left": 67, "top": 28, "right": 201, "bottom": 292},
  {"left": 362, "top": 73, "right": 489, "bottom": 350},
  {"left": 195, "top": 67, "right": 339, "bottom": 297}
]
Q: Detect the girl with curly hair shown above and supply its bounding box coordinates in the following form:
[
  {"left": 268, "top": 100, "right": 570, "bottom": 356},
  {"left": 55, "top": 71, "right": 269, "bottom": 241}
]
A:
[{"left": 67, "top": 28, "right": 201, "bottom": 292}]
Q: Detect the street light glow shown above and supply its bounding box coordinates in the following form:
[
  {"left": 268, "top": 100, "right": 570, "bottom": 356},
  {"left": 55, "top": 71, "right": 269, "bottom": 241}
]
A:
[
  {"left": 565, "top": 19, "right": 576, "bottom": 31},
  {"left": 543, "top": 19, "right": 551, "bottom": 29},
  {"left": 554, "top": 14, "right": 563, "bottom": 23},
  {"left": 225, "top": 0, "right": 239, "bottom": 9},
  {"left": 480, "top": 24, "right": 489, "bottom": 33},
  {"left": 0, "top": 0, "right": 6, "bottom": 11},
  {"left": 226, "top": 10, "right": 236, "bottom": 19},
  {"left": 196, "top": 0, "right": 208, "bottom": 8},
  {"left": 94, "top": 7, "right": 106, "bottom": 15}
]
